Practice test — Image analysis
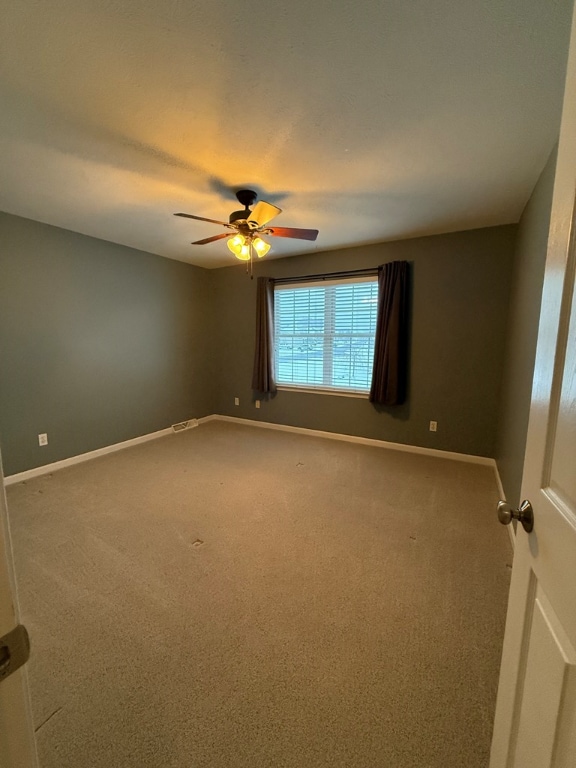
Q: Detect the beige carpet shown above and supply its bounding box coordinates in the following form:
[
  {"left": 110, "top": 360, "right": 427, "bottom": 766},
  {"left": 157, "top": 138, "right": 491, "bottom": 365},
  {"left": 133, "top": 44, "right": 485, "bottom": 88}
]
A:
[{"left": 7, "top": 421, "right": 511, "bottom": 767}]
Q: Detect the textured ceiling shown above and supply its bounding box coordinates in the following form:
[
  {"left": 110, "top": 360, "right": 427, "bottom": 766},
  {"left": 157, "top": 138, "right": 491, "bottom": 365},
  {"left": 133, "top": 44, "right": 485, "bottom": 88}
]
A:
[{"left": 0, "top": 0, "right": 573, "bottom": 268}]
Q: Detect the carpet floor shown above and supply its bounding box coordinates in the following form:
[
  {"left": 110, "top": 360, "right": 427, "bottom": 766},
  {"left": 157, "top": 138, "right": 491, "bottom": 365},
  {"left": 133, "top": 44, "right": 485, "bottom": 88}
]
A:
[{"left": 7, "top": 421, "right": 512, "bottom": 767}]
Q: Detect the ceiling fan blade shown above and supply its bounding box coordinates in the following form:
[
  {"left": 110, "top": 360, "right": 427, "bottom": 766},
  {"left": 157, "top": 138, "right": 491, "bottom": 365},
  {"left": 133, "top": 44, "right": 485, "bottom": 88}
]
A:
[
  {"left": 192, "top": 233, "right": 232, "bottom": 245},
  {"left": 174, "top": 212, "right": 229, "bottom": 226},
  {"left": 248, "top": 201, "right": 282, "bottom": 228},
  {"left": 267, "top": 227, "right": 319, "bottom": 241}
]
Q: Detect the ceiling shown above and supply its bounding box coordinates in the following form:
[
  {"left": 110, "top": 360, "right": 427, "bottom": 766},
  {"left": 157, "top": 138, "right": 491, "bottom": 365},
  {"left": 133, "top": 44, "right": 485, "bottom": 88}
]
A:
[{"left": 0, "top": 0, "right": 573, "bottom": 268}]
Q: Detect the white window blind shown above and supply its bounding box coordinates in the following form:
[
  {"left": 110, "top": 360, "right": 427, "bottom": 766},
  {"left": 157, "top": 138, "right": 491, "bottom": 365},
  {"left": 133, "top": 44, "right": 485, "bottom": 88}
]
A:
[{"left": 274, "top": 277, "right": 379, "bottom": 394}]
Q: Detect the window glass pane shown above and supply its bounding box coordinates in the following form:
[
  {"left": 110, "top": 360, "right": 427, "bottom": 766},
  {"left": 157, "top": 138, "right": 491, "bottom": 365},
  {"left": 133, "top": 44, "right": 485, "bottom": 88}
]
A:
[{"left": 274, "top": 278, "right": 378, "bottom": 393}]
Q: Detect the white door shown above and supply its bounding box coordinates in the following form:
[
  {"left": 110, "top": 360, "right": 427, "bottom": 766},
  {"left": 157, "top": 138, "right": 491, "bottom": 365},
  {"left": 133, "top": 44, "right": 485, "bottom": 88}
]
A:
[
  {"left": 490, "top": 6, "right": 576, "bottom": 767},
  {"left": 0, "top": 451, "right": 38, "bottom": 767}
]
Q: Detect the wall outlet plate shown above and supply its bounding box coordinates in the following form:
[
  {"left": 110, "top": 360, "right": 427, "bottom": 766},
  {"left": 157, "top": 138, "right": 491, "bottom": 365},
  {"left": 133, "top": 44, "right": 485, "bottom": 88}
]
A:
[
  {"left": 234, "top": 397, "right": 240, "bottom": 406},
  {"left": 38, "top": 433, "right": 48, "bottom": 446},
  {"left": 429, "top": 421, "right": 438, "bottom": 432},
  {"left": 255, "top": 400, "right": 261, "bottom": 409}
]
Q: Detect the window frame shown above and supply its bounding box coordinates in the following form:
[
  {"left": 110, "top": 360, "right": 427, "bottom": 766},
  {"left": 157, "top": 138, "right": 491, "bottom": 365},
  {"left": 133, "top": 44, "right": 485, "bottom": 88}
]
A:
[{"left": 273, "top": 275, "right": 379, "bottom": 397}]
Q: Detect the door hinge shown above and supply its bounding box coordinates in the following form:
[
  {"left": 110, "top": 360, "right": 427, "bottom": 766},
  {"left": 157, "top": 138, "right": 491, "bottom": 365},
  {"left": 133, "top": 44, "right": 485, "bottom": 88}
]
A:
[{"left": 0, "top": 624, "right": 30, "bottom": 683}]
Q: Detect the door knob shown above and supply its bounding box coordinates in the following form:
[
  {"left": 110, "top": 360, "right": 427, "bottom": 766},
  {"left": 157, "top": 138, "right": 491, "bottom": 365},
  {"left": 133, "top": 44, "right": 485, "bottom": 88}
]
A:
[{"left": 497, "top": 500, "right": 534, "bottom": 533}]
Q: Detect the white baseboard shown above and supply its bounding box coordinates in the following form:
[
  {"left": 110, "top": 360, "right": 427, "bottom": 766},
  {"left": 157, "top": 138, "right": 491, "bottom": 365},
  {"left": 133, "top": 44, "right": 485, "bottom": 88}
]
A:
[
  {"left": 4, "top": 421, "right": 196, "bottom": 486},
  {"left": 493, "top": 460, "right": 516, "bottom": 550},
  {"left": 507, "top": 521, "right": 516, "bottom": 549},
  {"left": 4, "top": 413, "right": 503, "bottom": 491},
  {"left": 493, "top": 462, "right": 505, "bottom": 500},
  {"left": 203, "top": 414, "right": 495, "bottom": 466},
  {"left": 197, "top": 415, "right": 219, "bottom": 425}
]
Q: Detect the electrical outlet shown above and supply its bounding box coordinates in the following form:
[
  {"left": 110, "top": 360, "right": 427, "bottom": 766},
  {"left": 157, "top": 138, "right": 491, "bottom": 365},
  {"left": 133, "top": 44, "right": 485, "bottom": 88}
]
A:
[
  {"left": 38, "top": 433, "right": 48, "bottom": 446},
  {"left": 234, "top": 397, "right": 240, "bottom": 406},
  {"left": 429, "top": 421, "right": 438, "bottom": 432},
  {"left": 255, "top": 400, "right": 261, "bottom": 409}
]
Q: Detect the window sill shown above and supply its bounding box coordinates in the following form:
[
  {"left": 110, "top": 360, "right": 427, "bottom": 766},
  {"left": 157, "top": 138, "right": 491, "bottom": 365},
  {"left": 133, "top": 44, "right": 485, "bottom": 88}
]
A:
[{"left": 276, "top": 386, "right": 369, "bottom": 400}]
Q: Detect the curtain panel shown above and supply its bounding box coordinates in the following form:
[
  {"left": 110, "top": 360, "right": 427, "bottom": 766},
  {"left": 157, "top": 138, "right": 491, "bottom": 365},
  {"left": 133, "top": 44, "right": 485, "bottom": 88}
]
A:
[
  {"left": 369, "top": 261, "right": 410, "bottom": 406},
  {"left": 252, "top": 277, "right": 277, "bottom": 394}
]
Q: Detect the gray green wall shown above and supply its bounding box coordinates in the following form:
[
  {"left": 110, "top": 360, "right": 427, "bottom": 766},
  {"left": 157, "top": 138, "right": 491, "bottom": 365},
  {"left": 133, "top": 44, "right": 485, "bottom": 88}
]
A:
[
  {"left": 0, "top": 212, "right": 215, "bottom": 475},
  {"left": 212, "top": 225, "right": 516, "bottom": 457},
  {"left": 0, "top": 212, "right": 518, "bottom": 475},
  {"left": 495, "top": 149, "right": 558, "bottom": 504}
]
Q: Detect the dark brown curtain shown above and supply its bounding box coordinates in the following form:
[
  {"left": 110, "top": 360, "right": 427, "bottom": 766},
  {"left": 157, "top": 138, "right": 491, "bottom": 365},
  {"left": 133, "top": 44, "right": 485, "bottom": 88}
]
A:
[
  {"left": 369, "top": 261, "right": 409, "bottom": 405},
  {"left": 252, "top": 277, "right": 277, "bottom": 394}
]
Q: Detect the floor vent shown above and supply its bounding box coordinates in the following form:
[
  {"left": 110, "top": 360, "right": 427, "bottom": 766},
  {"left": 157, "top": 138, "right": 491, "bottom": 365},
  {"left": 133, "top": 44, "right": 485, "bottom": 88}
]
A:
[{"left": 172, "top": 419, "right": 199, "bottom": 433}]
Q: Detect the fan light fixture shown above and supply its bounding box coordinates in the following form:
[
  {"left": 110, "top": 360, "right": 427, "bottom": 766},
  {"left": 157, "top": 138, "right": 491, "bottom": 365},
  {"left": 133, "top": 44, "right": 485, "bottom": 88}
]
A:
[
  {"left": 227, "top": 234, "right": 271, "bottom": 261},
  {"left": 252, "top": 237, "right": 271, "bottom": 258},
  {"left": 175, "top": 188, "right": 319, "bottom": 277}
]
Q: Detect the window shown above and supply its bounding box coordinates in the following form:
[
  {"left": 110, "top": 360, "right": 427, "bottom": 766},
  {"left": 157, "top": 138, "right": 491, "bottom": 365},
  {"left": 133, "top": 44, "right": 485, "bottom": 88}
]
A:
[{"left": 274, "top": 277, "right": 379, "bottom": 394}]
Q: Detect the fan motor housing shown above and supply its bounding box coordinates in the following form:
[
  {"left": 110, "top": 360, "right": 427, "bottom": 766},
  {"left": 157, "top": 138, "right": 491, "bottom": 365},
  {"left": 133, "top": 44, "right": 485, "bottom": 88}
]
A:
[
  {"left": 229, "top": 209, "right": 250, "bottom": 225},
  {"left": 229, "top": 189, "right": 258, "bottom": 225}
]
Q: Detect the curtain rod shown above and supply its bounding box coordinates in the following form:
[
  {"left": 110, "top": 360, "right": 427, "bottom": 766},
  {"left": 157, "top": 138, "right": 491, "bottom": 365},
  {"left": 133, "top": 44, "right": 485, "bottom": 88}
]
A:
[{"left": 273, "top": 267, "right": 378, "bottom": 285}]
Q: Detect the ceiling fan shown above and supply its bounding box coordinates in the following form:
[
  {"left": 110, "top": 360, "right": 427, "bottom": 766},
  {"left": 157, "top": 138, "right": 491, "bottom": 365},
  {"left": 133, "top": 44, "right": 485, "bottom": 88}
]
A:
[{"left": 174, "top": 189, "right": 319, "bottom": 264}]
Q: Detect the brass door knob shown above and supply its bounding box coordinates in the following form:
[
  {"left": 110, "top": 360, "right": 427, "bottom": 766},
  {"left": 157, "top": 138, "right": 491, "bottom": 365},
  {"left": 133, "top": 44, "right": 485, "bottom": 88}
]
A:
[{"left": 497, "top": 500, "right": 534, "bottom": 533}]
